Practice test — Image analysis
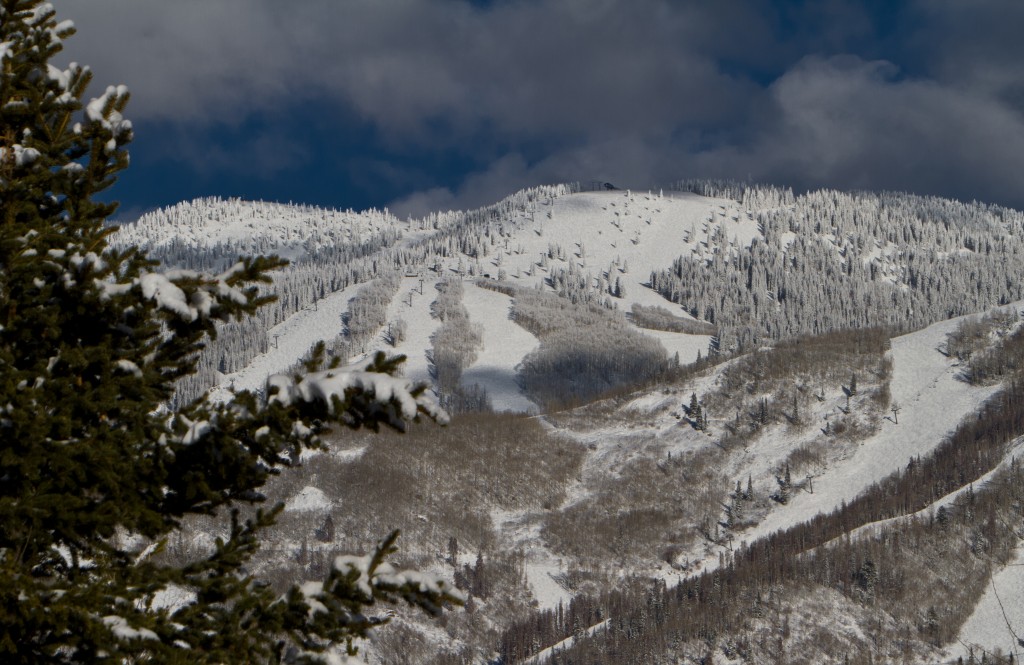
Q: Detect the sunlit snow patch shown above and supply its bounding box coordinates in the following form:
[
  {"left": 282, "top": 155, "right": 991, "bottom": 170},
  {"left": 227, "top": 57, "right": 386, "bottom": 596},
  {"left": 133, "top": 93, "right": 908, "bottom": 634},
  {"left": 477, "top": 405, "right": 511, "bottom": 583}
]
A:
[{"left": 285, "top": 486, "right": 332, "bottom": 512}]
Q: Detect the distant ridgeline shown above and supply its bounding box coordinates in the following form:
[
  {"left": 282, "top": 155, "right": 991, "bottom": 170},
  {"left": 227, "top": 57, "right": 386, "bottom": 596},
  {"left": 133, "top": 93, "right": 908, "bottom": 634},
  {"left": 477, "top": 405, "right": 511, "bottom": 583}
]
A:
[{"left": 655, "top": 180, "right": 1024, "bottom": 352}]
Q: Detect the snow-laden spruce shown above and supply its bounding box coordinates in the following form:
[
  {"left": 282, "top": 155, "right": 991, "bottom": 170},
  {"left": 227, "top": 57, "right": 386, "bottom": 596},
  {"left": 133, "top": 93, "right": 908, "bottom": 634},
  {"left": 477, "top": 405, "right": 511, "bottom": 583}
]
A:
[{"left": 0, "top": 3, "right": 460, "bottom": 663}]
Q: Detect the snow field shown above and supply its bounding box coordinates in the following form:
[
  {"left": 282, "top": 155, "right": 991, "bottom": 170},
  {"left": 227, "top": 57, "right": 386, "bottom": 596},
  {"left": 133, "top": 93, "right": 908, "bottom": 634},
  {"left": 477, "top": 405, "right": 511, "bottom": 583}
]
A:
[
  {"left": 380, "top": 276, "right": 441, "bottom": 388},
  {"left": 460, "top": 283, "right": 540, "bottom": 413},
  {"left": 209, "top": 275, "right": 447, "bottom": 403},
  {"left": 955, "top": 541, "right": 1024, "bottom": 661},
  {"left": 749, "top": 311, "right": 1001, "bottom": 539},
  {"left": 489, "top": 507, "right": 572, "bottom": 612},
  {"left": 640, "top": 329, "right": 712, "bottom": 367},
  {"left": 522, "top": 620, "right": 611, "bottom": 664},
  {"left": 494, "top": 190, "right": 750, "bottom": 321},
  {"left": 844, "top": 436, "right": 1024, "bottom": 545}
]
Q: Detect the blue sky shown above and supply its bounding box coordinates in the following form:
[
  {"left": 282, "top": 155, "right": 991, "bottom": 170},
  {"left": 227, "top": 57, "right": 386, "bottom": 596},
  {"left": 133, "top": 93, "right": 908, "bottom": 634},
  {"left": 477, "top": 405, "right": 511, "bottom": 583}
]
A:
[{"left": 59, "top": 0, "right": 1024, "bottom": 220}]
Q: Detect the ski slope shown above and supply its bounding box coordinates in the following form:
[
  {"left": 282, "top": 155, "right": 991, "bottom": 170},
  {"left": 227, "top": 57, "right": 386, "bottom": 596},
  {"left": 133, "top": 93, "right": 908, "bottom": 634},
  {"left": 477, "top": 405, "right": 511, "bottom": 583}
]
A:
[
  {"left": 383, "top": 276, "right": 442, "bottom": 387},
  {"left": 956, "top": 544, "right": 1024, "bottom": 662},
  {"left": 461, "top": 283, "right": 540, "bottom": 413},
  {"left": 747, "top": 310, "right": 1002, "bottom": 540},
  {"left": 166, "top": 188, "right": 744, "bottom": 411},
  {"left": 490, "top": 507, "right": 573, "bottom": 612},
  {"left": 490, "top": 189, "right": 751, "bottom": 320}
]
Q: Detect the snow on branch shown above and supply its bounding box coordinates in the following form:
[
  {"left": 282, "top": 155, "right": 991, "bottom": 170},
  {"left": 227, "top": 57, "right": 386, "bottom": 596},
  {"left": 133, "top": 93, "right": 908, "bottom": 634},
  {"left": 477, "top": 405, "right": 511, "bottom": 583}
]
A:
[
  {"left": 96, "top": 262, "right": 255, "bottom": 323},
  {"left": 267, "top": 362, "right": 448, "bottom": 425},
  {"left": 101, "top": 615, "right": 158, "bottom": 642},
  {"left": 332, "top": 554, "right": 465, "bottom": 607},
  {"left": 85, "top": 84, "right": 131, "bottom": 134}
]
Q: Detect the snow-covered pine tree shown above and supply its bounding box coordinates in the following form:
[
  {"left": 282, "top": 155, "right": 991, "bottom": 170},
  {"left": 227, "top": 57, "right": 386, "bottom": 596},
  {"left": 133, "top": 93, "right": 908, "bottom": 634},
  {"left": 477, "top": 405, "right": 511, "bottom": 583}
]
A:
[{"left": 0, "top": 3, "right": 459, "bottom": 662}]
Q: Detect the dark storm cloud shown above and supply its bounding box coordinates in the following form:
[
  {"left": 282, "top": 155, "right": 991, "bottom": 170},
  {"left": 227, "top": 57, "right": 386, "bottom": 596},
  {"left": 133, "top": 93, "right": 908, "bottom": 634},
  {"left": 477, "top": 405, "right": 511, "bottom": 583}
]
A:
[
  {"left": 61, "top": 1, "right": 753, "bottom": 135},
  {"left": 912, "top": 0, "right": 1024, "bottom": 97},
  {"left": 58, "top": 0, "right": 1024, "bottom": 215}
]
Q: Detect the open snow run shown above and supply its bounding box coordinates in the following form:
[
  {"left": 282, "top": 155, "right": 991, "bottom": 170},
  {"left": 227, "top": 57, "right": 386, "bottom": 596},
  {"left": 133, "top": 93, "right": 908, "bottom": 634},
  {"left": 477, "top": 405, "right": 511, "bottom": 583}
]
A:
[
  {"left": 495, "top": 190, "right": 746, "bottom": 321},
  {"left": 525, "top": 559, "right": 570, "bottom": 612},
  {"left": 490, "top": 507, "right": 572, "bottom": 612},
  {"left": 461, "top": 283, "right": 539, "bottom": 413},
  {"left": 523, "top": 620, "right": 611, "bottom": 665},
  {"left": 956, "top": 542, "right": 1024, "bottom": 661},
  {"left": 384, "top": 276, "right": 441, "bottom": 388},
  {"left": 209, "top": 276, "right": 444, "bottom": 403},
  {"left": 745, "top": 310, "right": 1002, "bottom": 541},
  {"left": 640, "top": 328, "right": 712, "bottom": 367},
  {"left": 284, "top": 486, "right": 331, "bottom": 512},
  {"left": 845, "top": 435, "right": 1024, "bottom": 545}
]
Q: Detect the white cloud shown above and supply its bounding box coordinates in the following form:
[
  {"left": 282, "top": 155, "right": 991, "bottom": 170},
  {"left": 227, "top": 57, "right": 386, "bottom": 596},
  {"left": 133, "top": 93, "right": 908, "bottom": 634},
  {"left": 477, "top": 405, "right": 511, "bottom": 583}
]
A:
[{"left": 691, "top": 55, "right": 1024, "bottom": 205}]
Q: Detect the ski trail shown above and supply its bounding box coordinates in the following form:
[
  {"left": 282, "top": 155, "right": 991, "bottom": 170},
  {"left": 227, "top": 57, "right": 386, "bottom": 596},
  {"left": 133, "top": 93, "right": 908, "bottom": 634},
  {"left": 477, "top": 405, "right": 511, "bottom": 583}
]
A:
[
  {"left": 461, "top": 283, "right": 540, "bottom": 413},
  {"left": 749, "top": 313, "right": 1000, "bottom": 539}
]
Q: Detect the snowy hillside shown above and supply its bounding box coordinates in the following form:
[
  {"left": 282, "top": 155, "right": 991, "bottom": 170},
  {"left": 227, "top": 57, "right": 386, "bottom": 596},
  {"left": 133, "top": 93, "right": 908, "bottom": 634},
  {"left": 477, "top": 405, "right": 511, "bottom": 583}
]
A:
[
  {"left": 113, "top": 181, "right": 1024, "bottom": 663},
  {"left": 113, "top": 197, "right": 408, "bottom": 261},
  {"left": 114, "top": 181, "right": 1024, "bottom": 416},
  {"left": 118, "top": 185, "right": 735, "bottom": 411}
]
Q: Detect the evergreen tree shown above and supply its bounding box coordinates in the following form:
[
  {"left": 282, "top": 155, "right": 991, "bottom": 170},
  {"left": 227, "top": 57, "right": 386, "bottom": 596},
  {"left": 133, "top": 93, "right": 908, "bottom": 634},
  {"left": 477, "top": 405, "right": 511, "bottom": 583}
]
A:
[
  {"left": 0, "top": 4, "right": 459, "bottom": 662},
  {"left": 776, "top": 464, "right": 793, "bottom": 504}
]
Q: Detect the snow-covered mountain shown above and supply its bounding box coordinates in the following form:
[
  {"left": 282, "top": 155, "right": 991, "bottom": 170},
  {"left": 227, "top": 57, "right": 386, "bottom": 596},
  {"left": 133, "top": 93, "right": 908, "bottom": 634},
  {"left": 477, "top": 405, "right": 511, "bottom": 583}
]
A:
[
  {"left": 113, "top": 181, "right": 1024, "bottom": 663},
  {"left": 114, "top": 181, "right": 1024, "bottom": 412}
]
